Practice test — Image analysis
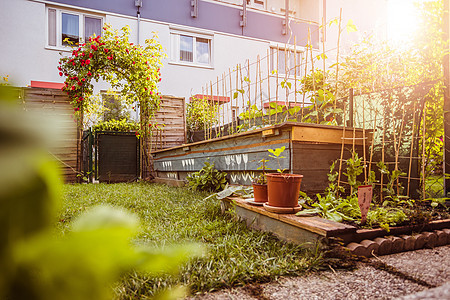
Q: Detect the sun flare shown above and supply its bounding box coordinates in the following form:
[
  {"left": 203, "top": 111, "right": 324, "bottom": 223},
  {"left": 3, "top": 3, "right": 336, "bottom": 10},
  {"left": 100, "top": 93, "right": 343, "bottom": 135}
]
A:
[{"left": 387, "top": 0, "right": 421, "bottom": 43}]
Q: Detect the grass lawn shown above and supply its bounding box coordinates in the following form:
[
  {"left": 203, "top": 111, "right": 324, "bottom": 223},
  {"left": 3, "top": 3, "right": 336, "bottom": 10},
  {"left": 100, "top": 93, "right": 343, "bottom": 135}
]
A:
[{"left": 60, "top": 183, "right": 323, "bottom": 298}]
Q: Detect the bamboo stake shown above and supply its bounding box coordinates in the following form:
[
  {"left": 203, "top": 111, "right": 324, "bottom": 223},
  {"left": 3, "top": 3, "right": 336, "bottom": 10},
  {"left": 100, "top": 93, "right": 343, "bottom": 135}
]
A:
[
  {"left": 294, "top": 35, "right": 298, "bottom": 119},
  {"left": 422, "top": 112, "right": 426, "bottom": 200},
  {"left": 322, "top": 15, "right": 326, "bottom": 88},
  {"left": 258, "top": 55, "right": 263, "bottom": 123},
  {"left": 334, "top": 8, "right": 343, "bottom": 120},
  {"left": 247, "top": 59, "right": 253, "bottom": 127},
  {"left": 276, "top": 45, "right": 279, "bottom": 123},
  {"left": 368, "top": 107, "right": 377, "bottom": 183},
  {"left": 362, "top": 95, "right": 367, "bottom": 184},
  {"left": 216, "top": 76, "right": 220, "bottom": 137},
  {"left": 380, "top": 106, "right": 386, "bottom": 203},
  {"left": 285, "top": 42, "right": 289, "bottom": 113},
  {"left": 222, "top": 74, "right": 226, "bottom": 136},
  {"left": 255, "top": 56, "right": 259, "bottom": 127},
  {"left": 202, "top": 86, "right": 206, "bottom": 141},
  {"left": 337, "top": 100, "right": 347, "bottom": 189},
  {"left": 267, "top": 49, "right": 272, "bottom": 124},
  {"left": 308, "top": 28, "right": 318, "bottom": 124},
  {"left": 302, "top": 39, "right": 308, "bottom": 120},
  {"left": 229, "top": 68, "right": 233, "bottom": 132},
  {"left": 239, "top": 64, "right": 245, "bottom": 126},
  {"left": 210, "top": 81, "right": 215, "bottom": 139},
  {"left": 236, "top": 64, "right": 239, "bottom": 130},
  {"left": 407, "top": 102, "right": 417, "bottom": 197},
  {"left": 395, "top": 107, "right": 406, "bottom": 194}
]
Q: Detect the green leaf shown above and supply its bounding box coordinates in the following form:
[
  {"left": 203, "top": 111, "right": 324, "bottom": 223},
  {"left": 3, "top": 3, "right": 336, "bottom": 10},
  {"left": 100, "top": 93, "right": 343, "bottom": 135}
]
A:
[{"left": 346, "top": 19, "right": 357, "bottom": 33}]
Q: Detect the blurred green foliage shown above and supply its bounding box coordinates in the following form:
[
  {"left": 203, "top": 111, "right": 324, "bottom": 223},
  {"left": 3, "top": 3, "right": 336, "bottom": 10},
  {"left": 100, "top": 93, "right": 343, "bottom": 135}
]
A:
[{"left": 0, "top": 86, "right": 203, "bottom": 300}]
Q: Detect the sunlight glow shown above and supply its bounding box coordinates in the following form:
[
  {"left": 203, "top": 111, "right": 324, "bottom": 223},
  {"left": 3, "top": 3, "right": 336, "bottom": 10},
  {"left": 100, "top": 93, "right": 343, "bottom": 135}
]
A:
[{"left": 387, "top": 0, "right": 421, "bottom": 43}]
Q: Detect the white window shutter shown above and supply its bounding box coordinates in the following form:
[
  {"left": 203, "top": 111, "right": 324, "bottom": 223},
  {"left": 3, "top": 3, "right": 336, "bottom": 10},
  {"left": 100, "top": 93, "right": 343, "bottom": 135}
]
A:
[{"left": 48, "top": 8, "right": 57, "bottom": 46}]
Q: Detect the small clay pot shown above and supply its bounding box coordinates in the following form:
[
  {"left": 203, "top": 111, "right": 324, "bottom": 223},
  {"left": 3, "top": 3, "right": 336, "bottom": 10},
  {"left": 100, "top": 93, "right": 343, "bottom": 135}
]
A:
[
  {"left": 252, "top": 183, "right": 268, "bottom": 203},
  {"left": 266, "top": 173, "right": 303, "bottom": 208}
]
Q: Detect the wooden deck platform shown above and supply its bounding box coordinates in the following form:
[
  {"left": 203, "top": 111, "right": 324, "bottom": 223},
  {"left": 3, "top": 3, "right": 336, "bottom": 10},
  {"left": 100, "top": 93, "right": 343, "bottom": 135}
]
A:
[{"left": 221, "top": 197, "right": 450, "bottom": 252}]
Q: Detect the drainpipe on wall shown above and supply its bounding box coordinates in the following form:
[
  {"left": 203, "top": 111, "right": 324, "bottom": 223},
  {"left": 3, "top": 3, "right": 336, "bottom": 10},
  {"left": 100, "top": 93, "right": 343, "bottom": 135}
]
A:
[
  {"left": 135, "top": 0, "right": 143, "bottom": 121},
  {"left": 282, "top": 0, "right": 289, "bottom": 35},
  {"left": 135, "top": 0, "right": 142, "bottom": 45}
]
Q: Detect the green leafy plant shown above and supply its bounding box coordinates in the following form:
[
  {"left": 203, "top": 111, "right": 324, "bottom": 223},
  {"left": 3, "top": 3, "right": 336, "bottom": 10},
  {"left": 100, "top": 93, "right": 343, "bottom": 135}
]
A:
[
  {"left": 186, "top": 96, "right": 219, "bottom": 136},
  {"left": 237, "top": 103, "right": 264, "bottom": 133},
  {"left": 253, "top": 158, "right": 269, "bottom": 184},
  {"left": 266, "top": 102, "right": 302, "bottom": 123},
  {"left": 297, "top": 191, "right": 358, "bottom": 223},
  {"left": 0, "top": 94, "right": 203, "bottom": 300},
  {"left": 268, "top": 146, "right": 286, "bottom": 173},
  {"left": 297, "top": 154, "right": 409, "bottom": 230},
  {"left": 186, "top": 161, "right": 228, "bottom": 192},
  {"left": 366, "top": 206, "right": 408, "bottom": 232},
  {"left": 377, "top": 161, "right": 412, "bottom": 207},
  {"left": 92, "top": 118, "right": 139, "bottom": 132}
]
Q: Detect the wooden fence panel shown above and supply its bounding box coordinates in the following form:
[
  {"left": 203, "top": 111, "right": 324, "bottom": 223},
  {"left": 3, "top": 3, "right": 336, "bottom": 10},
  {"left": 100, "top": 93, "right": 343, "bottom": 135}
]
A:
[
  {"left": 150, "top": 95, "right": 186, "bottom": 151},
  {"left": 23, "top": 87, "right": 79, "bottom": 183}
]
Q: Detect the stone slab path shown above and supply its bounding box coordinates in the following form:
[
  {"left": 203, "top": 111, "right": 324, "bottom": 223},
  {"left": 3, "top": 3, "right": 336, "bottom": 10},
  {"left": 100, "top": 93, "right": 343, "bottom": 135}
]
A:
[{"left": 188, "top": 245, "right": 450, "bottom": 300}]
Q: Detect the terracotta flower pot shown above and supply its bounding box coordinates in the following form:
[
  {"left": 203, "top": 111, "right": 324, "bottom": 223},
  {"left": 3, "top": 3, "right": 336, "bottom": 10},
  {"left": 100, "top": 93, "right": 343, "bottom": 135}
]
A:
[
  {"left": 266, "top": 173, "right": 303, "bottom": 208},
  {"left": 252, "top": 183, "right": 268, "bottom": 203}
]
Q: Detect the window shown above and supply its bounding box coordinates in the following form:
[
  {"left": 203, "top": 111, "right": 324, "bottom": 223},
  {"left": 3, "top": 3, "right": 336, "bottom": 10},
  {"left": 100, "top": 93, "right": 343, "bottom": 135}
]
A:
[
  {"left": 247, "top": 0, "right": 265, "bottom": 9},
  {"left": 270, "top": 47, "right": 303, "bottom": 77},
  {"left": 171, "top": 31, "right": 213, "bottom": 67},
  {"left": 47, "top": 7, "right": 103, "bottom": 48}
]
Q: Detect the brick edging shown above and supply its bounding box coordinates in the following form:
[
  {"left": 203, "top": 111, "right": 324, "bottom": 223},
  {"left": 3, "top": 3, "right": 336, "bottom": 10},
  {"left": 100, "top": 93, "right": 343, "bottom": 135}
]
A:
[{"left": 345, "top": 229, "right": 450, "bottom": 257}]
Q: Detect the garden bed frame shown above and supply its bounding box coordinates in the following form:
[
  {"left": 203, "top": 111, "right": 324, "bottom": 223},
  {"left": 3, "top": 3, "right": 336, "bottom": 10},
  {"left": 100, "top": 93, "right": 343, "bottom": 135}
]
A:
[{"left": 221, "top": 197, "right": 450, "bottom": 255}]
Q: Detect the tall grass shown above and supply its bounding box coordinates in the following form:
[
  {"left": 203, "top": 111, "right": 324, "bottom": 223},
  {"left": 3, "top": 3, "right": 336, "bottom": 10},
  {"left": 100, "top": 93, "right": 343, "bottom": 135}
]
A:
[{"left": 61, "top": 183, "right": 322, "bottom": 298}]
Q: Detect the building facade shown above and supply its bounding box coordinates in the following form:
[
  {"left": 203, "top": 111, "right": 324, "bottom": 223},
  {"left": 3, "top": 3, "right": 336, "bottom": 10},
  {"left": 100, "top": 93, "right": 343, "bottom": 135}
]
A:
[{"left": 0, "top": 0, "right": 322, "bottom": 96}]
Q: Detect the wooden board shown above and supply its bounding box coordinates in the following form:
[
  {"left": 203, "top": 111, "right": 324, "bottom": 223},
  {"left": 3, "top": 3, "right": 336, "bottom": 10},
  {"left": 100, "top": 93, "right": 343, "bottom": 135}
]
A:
[
  {"left": 292, "top": 125, "right": 372, "bottom": 145},
  {"left": 228, "top": 197, "right": 356, "bottom": 237},
  {"left": 153, "top": 126, "right": 292, "bottom": 185}
]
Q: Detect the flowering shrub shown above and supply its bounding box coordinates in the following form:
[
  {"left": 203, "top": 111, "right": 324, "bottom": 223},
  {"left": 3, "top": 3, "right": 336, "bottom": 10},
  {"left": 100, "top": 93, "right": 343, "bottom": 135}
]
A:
[{"left": 58, "top": 24, "right": 165, "bottom": 121}]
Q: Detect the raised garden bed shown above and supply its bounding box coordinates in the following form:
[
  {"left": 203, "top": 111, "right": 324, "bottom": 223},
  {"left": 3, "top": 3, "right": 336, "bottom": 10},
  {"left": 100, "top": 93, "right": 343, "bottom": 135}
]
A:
[
  {"left": 221, "top": 197, "right": 450, "bottom": 255},
  {"left": 152, "top": 122, "right": 371, "bottom": 194}
]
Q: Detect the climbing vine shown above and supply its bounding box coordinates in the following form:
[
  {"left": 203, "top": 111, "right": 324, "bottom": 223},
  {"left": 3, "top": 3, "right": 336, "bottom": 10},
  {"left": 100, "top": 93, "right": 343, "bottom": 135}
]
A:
[
  {"left": 58, "top": 24, "right": 165, "bottom": 119},
  {"left": 58, "top": 24, "right": 166, "bottom": 178}
]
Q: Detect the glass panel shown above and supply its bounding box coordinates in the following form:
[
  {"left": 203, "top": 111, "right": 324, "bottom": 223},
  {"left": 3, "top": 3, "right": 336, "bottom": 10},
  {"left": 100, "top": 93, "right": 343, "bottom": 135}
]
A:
[
  {"left": 85, "top": 16, "right": 102, "bottom": 41},
  {"left": 296, "top": 52, "right": 302, "bottom": 77},
  {"left": 180, "top": 35, "right": 193, "bottom": 62},
  {"left": 270, "top": 48, "right": 276, "bottom": 73},
  {"left": 62, "top": 13, "right": 79, "bottom": 46},
  {"left": 196, "top": 38, "right": 210, "bottom": 64},
  {"left": 48, "top": 9, "right": 56, "bottom": 46},
  {"left": 278, "top": 49, "right": 287, "bottom": 74},
  {"left": 253, "top": 0, "right": 265, "bottom": 8}
]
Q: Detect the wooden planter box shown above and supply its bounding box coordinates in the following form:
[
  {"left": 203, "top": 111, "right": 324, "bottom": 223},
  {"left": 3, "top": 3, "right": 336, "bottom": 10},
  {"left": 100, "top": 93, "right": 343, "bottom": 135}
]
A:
[
  {"left": 221, "top": 197, "right": 450, "bottom": 254},
  {"left": 152, "top": 122, "right": 372, "bottom": 194}
]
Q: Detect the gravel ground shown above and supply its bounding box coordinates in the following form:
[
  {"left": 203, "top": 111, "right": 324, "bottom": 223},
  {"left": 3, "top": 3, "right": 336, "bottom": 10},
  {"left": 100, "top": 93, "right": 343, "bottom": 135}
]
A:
[
  {"left": 188, "top": 246, "right": 450, "bottom": 300},
  {"left": 373, "top": 245, "right": 450, "bottom": 287}
]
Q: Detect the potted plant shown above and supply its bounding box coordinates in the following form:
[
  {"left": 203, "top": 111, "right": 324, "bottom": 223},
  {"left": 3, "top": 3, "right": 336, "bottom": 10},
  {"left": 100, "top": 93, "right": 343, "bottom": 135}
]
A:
[
  {"left": 251, "top": 159, "right": 269, "bottom": 204},
  {"left": 265, "top": 146, "right": 303, "bottom": 213}
]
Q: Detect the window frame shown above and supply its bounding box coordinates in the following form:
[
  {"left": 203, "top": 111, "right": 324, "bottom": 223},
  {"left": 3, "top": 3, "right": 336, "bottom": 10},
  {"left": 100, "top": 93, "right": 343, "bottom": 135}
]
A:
[
  {"left": 46, "top": 7, "right": 104, "bottom": 51},
  {"left": 170, "top": 29, "right": 214, "bottom": 69},
  {"left": 270, "top": 46, "right": 304, "bottom": 78},
  {"left": 247, "top": 0, "right": 266, "bottom": 9}
]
